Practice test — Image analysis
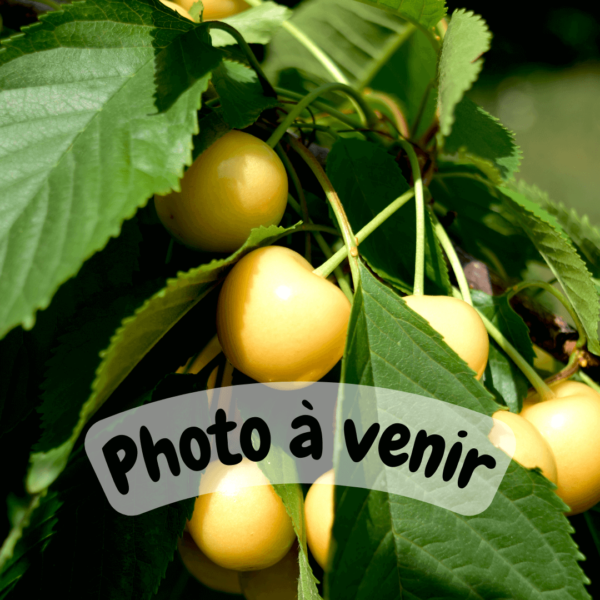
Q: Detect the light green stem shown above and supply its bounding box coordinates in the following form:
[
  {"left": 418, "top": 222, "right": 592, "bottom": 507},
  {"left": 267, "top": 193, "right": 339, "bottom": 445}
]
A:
[
  {"left": 507, "top": 281, "right": 587, "bottom": 349},
  {"left": 287, "top": 136, "right": 360, "bottom": 289},
  {"left": 314, "top": 189, "right": 415, "bottom": 279},
  {"left": 396, "top": 138, "right": 425, "bottom": 296},
  {"left": 291, "top": 123, "right": 341, "bottom": 140},
  {"left": 579, "top": 371, "right": 600, "bottom": 395},
  {"left": 275, "top": 88, "right": 363, "bottom": 132},
  {"left": 245, "top": 0, "right": 349, "bottom": 85},
  {"left": 431, "top": 211, "right": 472, "bottom": 305},
  {"left": 461, "top": 289, "right": 556, "bottom": 402},
  {"left": 268, "top": 83, "right": 377, "bottom": 148}
]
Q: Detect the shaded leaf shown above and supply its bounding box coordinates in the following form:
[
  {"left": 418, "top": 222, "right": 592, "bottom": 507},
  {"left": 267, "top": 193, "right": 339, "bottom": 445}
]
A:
[
  {"left": 484, "top": 343, "right": 531, "bottom": 412},
  {"left": 0, "top": 0, "right": 222, "bottom": 339},
  {"left": 499, "top": 186, "right": 600, "bottom": 356},
  {"left": 0, "top": 492, "right": 61, "bottom": 596},
  {"left": 27, "top": 223, "right": 301, "bottom": 495},
  {"left": 511, "top": 181, "right": 600, "bottom": 280},
  {"left": 370, "top": 26, "right": 438, "bottom": 138},
  {"left": 472, "top": 289, "right": 534, "bottom": 411},
  {"left": 192, "top": 110, "right": 232, "bottom": 162},
  {"left": 430, "top": 167, "right": 539, "bottom": 279},
  {"left": 443, "top": 96, "right": 521, "bottom": 182},
  {"left": 329, "top": 262, "right": 589, "bottom": 599},
  {"left": 437, "top": 9, "right": 491, "bottom": 137},
  {"left": 471, "top": 289, "right": 535, "bottom": 365},
  {"left": 211, "top": 60, "right": 278, "bottom": 129},
  {"left": 327, "top": 138, "right": 450, "bottom": 294}
]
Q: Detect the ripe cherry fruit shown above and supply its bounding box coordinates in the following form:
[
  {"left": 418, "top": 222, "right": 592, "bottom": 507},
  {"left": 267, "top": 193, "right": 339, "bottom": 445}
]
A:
[
  {"left": 304, "top": 469, "right": 335, "bottom": 571},
  {"left": 403, "top": 295, "right": 489, "bottom": 380},
  {"left": 216, "top": 246, "right": 352, "bottom": 389},
  {"left": 178, "top": 531, "right": 242, "bottom": 594},
  {"left": 155, "top": 131, "right": 288, "bottom": 253},
  {"left": 187, "top": 457, "right": 296, "bottom": 571},
  {"left": 489, "top": 410, "right": 558, "bottom": 484},
  {"left": 160, "top": 0, "right": 193, "bottom": 20},
  {"left": 520, "top": 379, "right": 600, "bottom": 515},
  {"left": 177, "top": 0, "right": 250, "bottom": 20}
]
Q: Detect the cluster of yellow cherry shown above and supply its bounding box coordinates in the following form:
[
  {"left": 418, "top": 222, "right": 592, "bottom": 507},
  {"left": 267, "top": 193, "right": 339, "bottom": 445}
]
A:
[
  {"left": 155, "top": 126, "right": 600, "bottom": 596},
  {"left": 152, "top": 2, "right": 600, "bottom": 592}
]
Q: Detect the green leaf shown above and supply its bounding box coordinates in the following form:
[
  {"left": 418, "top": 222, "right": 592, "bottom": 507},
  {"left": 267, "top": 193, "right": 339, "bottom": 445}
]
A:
[
  {"left": 329, "top": 262, "right": 589, "bottom": 599},
  {"left": 327, "top": 138, "right": 450, "bottom": 294},
  {"left": 209, "top": 2, "right": 291, "bottom": 47},
  {"left": 273, "top": 480, "right": 321, "bottom": 600},
  {"left": 263, "top": 0, "right": 411, "bottom": 91},
  {"left": 370, "top": 25, "right": 438, "bottom": 138},
  {"left": 430, "top": 168, "right": 539, "bottom": 279},
  {"left": 211, "top": 60, "right": 278, "bottom": 129},
  {"left": 353, "top": 0, "right": 447, "bottom": 29},
  {"left": 27, "top": 223, "right": 300, "bottom": 496},
  {"left": 0, "top": 329, "right": 33, "bottom": 436},
  {"left": 192, "top": 110, "right": 233, "bottom": 162},
  {"left": 36, "top": 460, "right": 193, "bottom": 599},
  {"left": 471, "top": 289, "right": 535, "bottom": 412},
  {"left": 484, "top": 343, "right": 530, "bottom": 412},
  {"left": 499, "top": 186, "right": 600, "bottom": 356},
  {"left": 0, "top": 492, "right": 61, "bottom": 596},
  {"left": 471, "top": 289, "right": 535, "bottom": 365},
  {"left": 437, "top": 9, "right": 491, "bottom": 137},
  {"left": 512, "top": 181, "right": 600, "bottom": 280},
  {"left": 443, "top": 96, "right": 521, "bottom": 182},
  {"left": 0, "top": 0, "right": 222, "bottom": 340}
]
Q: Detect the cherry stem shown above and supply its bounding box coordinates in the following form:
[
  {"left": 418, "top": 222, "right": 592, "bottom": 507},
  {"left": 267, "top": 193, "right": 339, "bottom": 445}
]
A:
[
  {"left": 430, "top": 210, "right": 472, "bottom": 305},
  {"left": 542, "top": 351, "right": 581, "bottom": 387},
  {"left": 267, "top": 83, "right": 379, "bottom": 149},
  {"left": 286, "top": 135, "right": 360, "bottom": 289},
  {"left": 275, "top": 144, "right": 311, "bottom": 261},
  {"left": 314, "top": 189, "right": 416, "bottom": 279},
  {"left": 363, "top": 91, "right": 410, "bottom": 138},
  {"left": 203, "top": 22, "right": 276, "bottom": 98},
  {"left": 275, "top": 88, "right": 364, "bottom": 133},
  {"left": 507, "top": 281, "right": 587, "bottom": 350},
  {"left": 396, "top": 138, "right": 426, "bottom": 296},
  {"left": 244, "top": 0, "right": 350, "bottom": 86},
  {"left": 455, "top": 288, "right": 556, "bottom": 402}
]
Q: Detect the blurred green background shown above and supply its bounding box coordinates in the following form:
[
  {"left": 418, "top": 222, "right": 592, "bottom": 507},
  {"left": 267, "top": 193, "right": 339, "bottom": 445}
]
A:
[{"left": 2, "top": 0, "right": 598, "bottom": 224}]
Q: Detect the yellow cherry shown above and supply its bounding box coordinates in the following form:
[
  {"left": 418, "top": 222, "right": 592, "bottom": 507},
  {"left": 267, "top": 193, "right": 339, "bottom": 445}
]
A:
[
  {"left": 239, "top": 545, "right": 299, "bottom": 600},
  {"left": 403, "top": 295, "right": 489, "bottom": 380},
  {"left": 155, "top": 131, "right": 288, "bottom": 253},
  {"left": 216, "top": 246, "right": 352, "bottom": 389},
  {"left": 304, "top": 469, "right": 335, "bottom": 571},
  {"left": 177, "top": 0, "right": 250, "bottom": 20},
  {"left": 489, "top": 411, "right": 558, "bottom": 484},
  {"left": 178, "top": 531, "right": 242, "bottom": 594},
  {"left": 160, "top": 0, "right": 194, "bottom": 20},
  {"left": 521, "top": 379, "right": 600, "bottom": 515},
  {"left": 188, "top": 457, "right": 296, "bottom": 571}
]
